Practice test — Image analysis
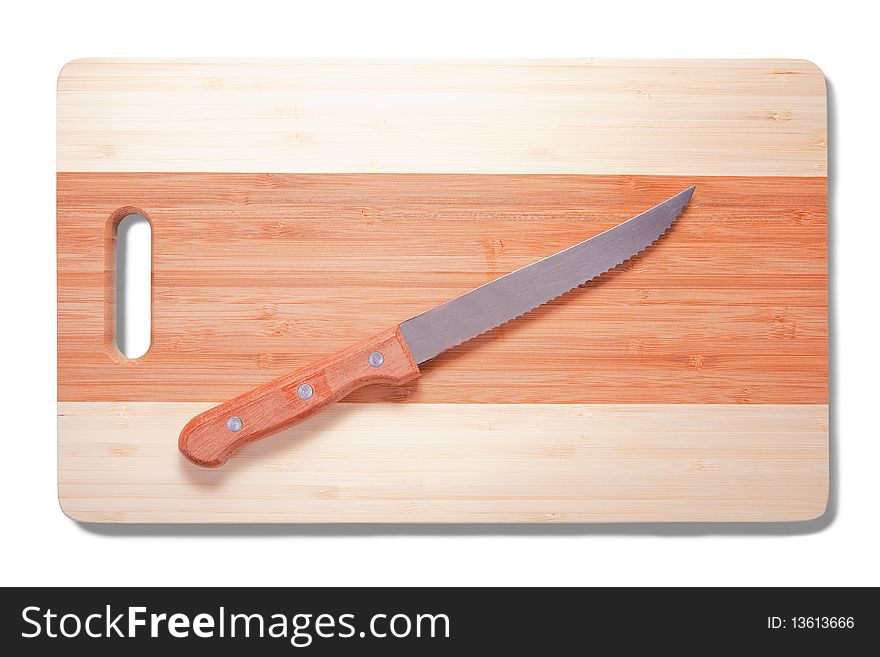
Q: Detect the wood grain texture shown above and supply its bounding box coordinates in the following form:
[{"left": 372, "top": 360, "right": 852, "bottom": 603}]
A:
[
  {"left": 57, "top": 59, "right": 828, "bottom": 523},
  {"left": 58, "top": 402, "right": 828, "bottom": 523},
  {"left": 58, "top": 173, "right": 827, "bottom": 405},
  {"left": 180, "top": 327, "right": 419, "bottom": 467},
  {"left": 57, "top": 59, "right": 826, "bottom": 176}
]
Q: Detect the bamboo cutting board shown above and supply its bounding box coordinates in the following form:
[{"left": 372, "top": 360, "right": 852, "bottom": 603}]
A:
[{"left": 57, "top": 59, "right": 828, "bottom": 523}]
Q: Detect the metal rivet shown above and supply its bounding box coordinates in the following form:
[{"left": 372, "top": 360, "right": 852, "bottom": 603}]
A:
[
  {"left": 297, "top": 383, "right": 314, "bottom": 400},
  {"left": 368, "top": 351, "right": 385, "bottom": 367},
  {"left": 226, "top": 416, "right": 243, "bottom": 432}
]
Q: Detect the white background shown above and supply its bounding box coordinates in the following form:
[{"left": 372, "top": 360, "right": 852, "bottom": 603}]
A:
[{"left": 2, "top": 0, "right": 876, "bottom": 587}]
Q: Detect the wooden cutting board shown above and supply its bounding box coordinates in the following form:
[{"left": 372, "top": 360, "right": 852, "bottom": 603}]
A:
[{"left": 57, "top": 59, "right": 828, "bottom": 523}]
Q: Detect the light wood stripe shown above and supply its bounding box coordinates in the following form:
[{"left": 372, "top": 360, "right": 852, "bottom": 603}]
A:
[
  {"left": 57, "top": 59, "right": 826, "bottom": 176},
  {"left": 58, "top": 402, "right": 829, "bottom": 523}
]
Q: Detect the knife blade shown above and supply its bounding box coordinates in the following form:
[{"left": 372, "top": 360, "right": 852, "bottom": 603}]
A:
[{"left": 180, "top": 186, "right": 695, "bottom": 467}]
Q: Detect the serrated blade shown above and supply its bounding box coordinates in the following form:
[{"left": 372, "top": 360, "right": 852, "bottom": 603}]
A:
[{"left": 399, "top": 186, "right": 695, "bottom": 364}]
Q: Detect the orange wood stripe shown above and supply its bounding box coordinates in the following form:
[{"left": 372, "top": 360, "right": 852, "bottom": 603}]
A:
[{"left": 57, "top": 173, "right": 827, "bottom": 404}]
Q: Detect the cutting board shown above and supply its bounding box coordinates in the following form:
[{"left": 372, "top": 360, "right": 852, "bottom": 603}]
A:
[{"left": 57, "top": 59, "right": 828, "bottom": 523}]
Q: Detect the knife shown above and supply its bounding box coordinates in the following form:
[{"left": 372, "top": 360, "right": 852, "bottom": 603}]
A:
[{"left": 179, "top": 186, "right": 696, "bottom": 467}]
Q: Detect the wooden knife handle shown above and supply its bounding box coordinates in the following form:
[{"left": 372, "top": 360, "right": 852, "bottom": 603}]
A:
[{"left": 179, "top": 326, "right": 420, "bottom": 467}]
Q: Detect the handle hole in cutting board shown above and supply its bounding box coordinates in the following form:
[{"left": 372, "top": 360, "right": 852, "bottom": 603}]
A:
[{"left": 114, "top": 213, "right": 152, "bottom": 359}]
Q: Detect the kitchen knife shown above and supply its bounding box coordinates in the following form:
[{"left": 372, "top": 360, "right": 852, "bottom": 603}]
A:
[{"left": 179, "top": 186, "right": 695, "bottom": 467}]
